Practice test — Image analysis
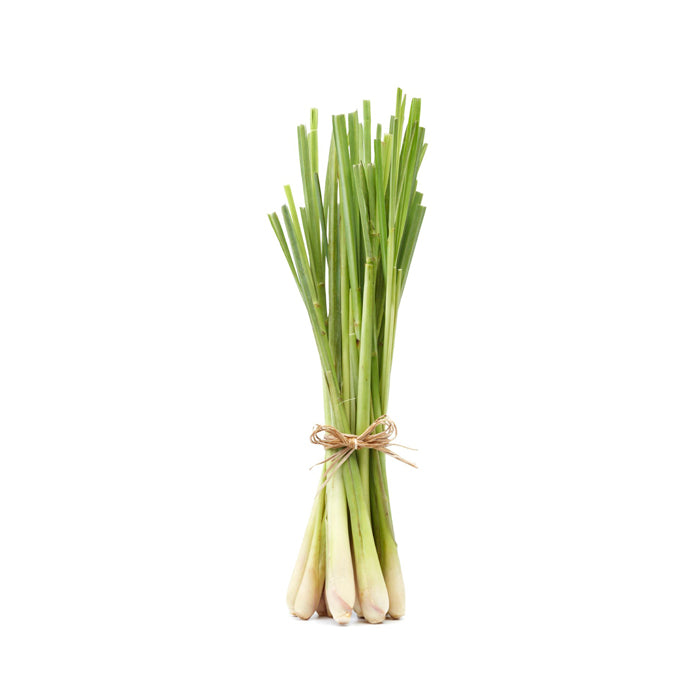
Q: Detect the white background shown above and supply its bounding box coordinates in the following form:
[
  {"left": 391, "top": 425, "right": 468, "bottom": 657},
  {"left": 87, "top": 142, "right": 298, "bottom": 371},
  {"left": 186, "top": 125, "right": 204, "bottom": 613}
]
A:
[{"left": 1, "top": 1, "right": 699, "bottom": 698}]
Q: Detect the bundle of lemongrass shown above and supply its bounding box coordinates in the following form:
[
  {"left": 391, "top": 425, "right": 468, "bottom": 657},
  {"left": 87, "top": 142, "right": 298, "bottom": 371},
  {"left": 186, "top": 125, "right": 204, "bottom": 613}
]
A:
[{"left": 269, "top": 89, "right": 427, "bottom": 624}]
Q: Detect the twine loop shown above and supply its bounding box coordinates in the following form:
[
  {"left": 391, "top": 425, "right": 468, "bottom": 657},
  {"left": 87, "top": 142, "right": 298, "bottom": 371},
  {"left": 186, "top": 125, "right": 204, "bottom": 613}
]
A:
[{"left": 309, "top": 415, "right": 417, "bottom": 493}]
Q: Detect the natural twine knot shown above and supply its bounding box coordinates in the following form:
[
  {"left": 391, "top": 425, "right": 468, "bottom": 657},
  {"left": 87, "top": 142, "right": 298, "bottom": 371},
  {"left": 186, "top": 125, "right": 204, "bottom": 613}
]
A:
[{"left": 309, "top": 415, "right": 417, "bottom": 493}]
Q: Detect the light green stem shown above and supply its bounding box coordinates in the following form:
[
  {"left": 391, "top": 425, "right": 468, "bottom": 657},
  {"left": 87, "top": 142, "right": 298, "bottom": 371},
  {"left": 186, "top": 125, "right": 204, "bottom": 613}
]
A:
[
  {"left": 323, "top": 383, "right": 354, "bottom": 622},
  {"left": 357, "top": 260, "right": 376, "bottom": 505}
]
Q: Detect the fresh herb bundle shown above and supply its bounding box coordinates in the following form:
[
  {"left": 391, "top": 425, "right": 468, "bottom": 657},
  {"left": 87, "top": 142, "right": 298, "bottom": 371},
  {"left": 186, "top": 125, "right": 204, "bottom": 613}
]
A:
[{"left": 269, "top": 89, "right": 427, "bottom": 624}]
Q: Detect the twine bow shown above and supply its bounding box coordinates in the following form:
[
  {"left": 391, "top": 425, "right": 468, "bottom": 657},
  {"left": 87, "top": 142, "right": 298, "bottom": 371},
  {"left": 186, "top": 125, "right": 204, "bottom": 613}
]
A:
[{"left": 310, "top": 415, "right": 417, "bottom": 493}]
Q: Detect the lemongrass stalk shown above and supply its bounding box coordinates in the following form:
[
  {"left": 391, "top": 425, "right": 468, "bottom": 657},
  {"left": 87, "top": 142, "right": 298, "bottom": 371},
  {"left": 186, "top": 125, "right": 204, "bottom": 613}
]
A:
[
  {"left": 362, "top": 100, "right": 371, "bottom": 164},
  {"left": 381, "top": 247, "right": 397, "bottom": 406},
  {"left": 347, "top": 324, "right": 359, "bottom": 428},
  {"left": 372, "top": 266, "right": 407, "bottom": 617},
  {"left": 380, "top": 267, "right": 404, "bottom": 410},
  {"left": 293, "top": 487, "right": 325, "bottom": 619},
  {"left": 370, "top": 450, "right": 405, "bottom": 618},
  {"left": 356, "top": 260, "right": 376, "bottom": 505},
  {"left": 286, "top": 491, "right": 322, "bottom": 614},
  {"left": 324, "top": 473, "right": 354, "bottom": 623},
  {"left": 323, "top": 384, "right": 354, "bottom": 624},
  {"left": 333, "top": 115, "right": 362, "bottom": 344},
  {"left": 383, "top": 542, "right": 405, "bottom": 620},
  {"left": 340, "top": 450, "right": 388, "bottom": 623},
  {"left": 325, "top": 143, "right": 342, "bottom": 368}
]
